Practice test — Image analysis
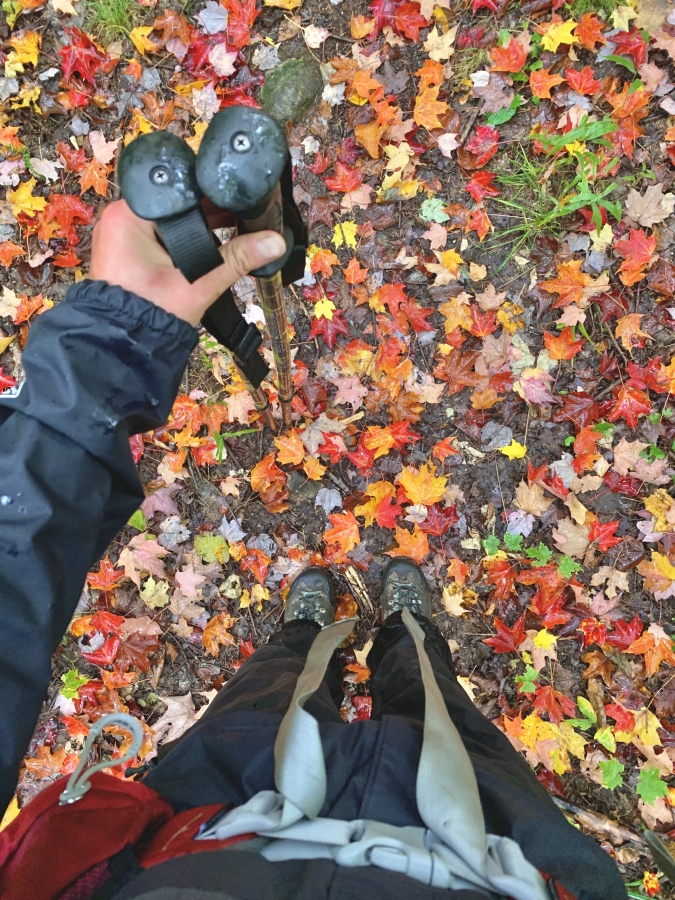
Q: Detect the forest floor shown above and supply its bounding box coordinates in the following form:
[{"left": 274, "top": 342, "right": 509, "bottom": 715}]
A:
[{"left": 1, "top": 0, "right": 675, "bottom": 895}]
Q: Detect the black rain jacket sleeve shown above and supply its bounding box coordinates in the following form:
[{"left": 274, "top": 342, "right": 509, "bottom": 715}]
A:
[{"left": 0, "top": 280, "right": 197, "bottom": 815}]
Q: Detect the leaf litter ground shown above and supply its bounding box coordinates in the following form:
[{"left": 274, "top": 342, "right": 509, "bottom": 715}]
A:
[{"left": 3, "top": 0, "right": 675, "bottom": 894}]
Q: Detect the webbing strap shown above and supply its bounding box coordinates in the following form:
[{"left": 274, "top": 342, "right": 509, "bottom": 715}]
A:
[
  {"left": 155, "top": 209, "right": 270, "bottom": 389},
  {"left": 401, "top": 609, "right": 488, "bottom": 870},
  {"left": 273, "top": 618, "right": 356, "bottom": 826}
]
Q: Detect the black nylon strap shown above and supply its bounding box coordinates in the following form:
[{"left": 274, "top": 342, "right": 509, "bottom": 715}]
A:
[{"left": 155, "top": 210, "right": 270, "bottom": 389}]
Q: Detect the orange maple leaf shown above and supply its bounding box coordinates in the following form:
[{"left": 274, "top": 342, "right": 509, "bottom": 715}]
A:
[
  {"left": 413, "top": 85, "right": 448, "bottom": 130},
  {"left": 310, "top": 247, "right": 340, "bottom": 278},
  {"left": 79, "top": 158, "right": 110, "bottom": 197},
  {"left": 538, "top": 259, "right": 588, "bottom": 306},
  {"left": 627, "top": 625, "right": 675, "bottom": 676},
  {"left": 398, "top": 462, "right": 447, "bottom": 506},
  {"left": 543, "top": 326, "right": 585, "bottom": 360},
  {"left": 343, "top": 256, "right": 369, "bottom": 285},
  {"left": 352, "top": 68, "right": 382, "bottom": 99},
  {"left": 490, "top": 36, "right": 528, "bottom": 73},
  {"left": 202, "top": 612, "right": 235, "bottom": 656},
  {"left": 615, "top": 313, "right": 652, "bottom": 353},
  {"left": 323, "top": 511, "right": 361, "bottom": 556},
  {"left": 273, "top": 428, "right": 305, "bottom": 466},
  {"left": 529, "top": 68, "right": 564, "bottom": 99},
  {"left": 0, "top": 240, "right": 25, "bottom": 267},
  {"left": 303, "top": 455, "right": 327, "bottom": 480},
  {"left": 385, "top": 524, "right": 429, "bottom": 564},
  {"left": 363, "top": 424, "right": 397, "bottom": 459},
  {"left": 447, "top": 558, "right": 470, "bottom": 585},
  {"left": 354, "top": 121, "right": 384, "bottom": 159},
  {"left": 350, "top": 14, "right": 375, "bottom": 38},
  {"left": 432, "top": 436, "right": 459, "bottom": 462},
  {"left": 615, "top": 229, "right": 656, "bottom": 286},
  {"left": 416, "top": 59, "right": 443, "bottom": 91}
]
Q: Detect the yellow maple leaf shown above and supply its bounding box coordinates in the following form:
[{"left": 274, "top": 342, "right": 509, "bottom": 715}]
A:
[
  {"left": 611, "top": 4, "right": 637, "bottom": 30},
  {"left": 7, "top": 30, "right": 40, "bottom": 66},
  {"left": 653, "top": 552, "right": 675, "bottom": 582},
  {"left": 303, "top": 456, "right": 326, "bottom": 481},
  {"left": 8, "top": 178, "right": 47, "bottom": 219},
  {"left": 439, "top": 293, "right": 471, "bottom": 333},
  {"left": 533, "top": 629, "right": 557, "bottom": 650},
  {"left": 615, "top": 707, "right": 662, "bottom": 747},
  {"left": 440, "top": 248, "right": 463, "bottom": 275},
  {"left": 540, "top": 20, "right": 578, "bottom": 52},
  {"left": 129, "top": 26, "right": 157, "bottom": 56},
  {"left": 398, "top": 462, "right": 447, "bottom": 506},
  {"left": 499, "top": 439, "right": 527, "bottom": 460},
  {"left": 265, "top": 0, "right": 301, "bottom": 8},
  {"left": 644, "top": 490, "right": 674, "bottom": 533},
  {"left": 332, "top": 221, "right": 358, "bottom": 250},
  {"left": 273, "top": 428, "right": 305, "bottom": 466},
  {"left": 185, "top": 121, "right": 209, "bottom": 153},
  {"left": 314, "top": 297, "right": 335, "bottom": 320}
]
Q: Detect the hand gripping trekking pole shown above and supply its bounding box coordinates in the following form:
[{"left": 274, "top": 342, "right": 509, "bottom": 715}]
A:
[
  {"left": 195, "top": 107, "right": 299, "bottom": 429},
  {"left": 117, "top": 131, "right": 277, "bottom": 433}
]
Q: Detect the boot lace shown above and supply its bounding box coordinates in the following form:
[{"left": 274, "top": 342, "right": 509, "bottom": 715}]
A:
[
  {"left": 388, "top": 577, "right": 422, "bottom": 615},
  {"left": 293, "top": 588, "right": 328, "bottom": 621}
]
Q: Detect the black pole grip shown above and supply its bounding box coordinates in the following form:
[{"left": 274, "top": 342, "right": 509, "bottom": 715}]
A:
[
  {"left": 195, "top": 107, "right": 293, "bottom": 277},
  {"left": 117, "top": 132, "right": 270, "bottom": 389}
]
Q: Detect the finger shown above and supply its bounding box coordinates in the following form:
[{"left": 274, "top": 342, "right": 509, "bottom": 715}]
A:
[{"left": 196, "top": 230, "right": 287, "bottom": 304}]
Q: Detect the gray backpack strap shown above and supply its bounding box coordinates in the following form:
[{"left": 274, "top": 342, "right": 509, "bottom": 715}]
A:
[{"left": 273, "top": 618, "right": 356, "bottom": 827}]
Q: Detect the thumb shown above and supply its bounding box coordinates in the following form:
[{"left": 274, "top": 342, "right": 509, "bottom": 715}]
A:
[{"left": 197, "top": 230, "right": 287, "bottom": 305}]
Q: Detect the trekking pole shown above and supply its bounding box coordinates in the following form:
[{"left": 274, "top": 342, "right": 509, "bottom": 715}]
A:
[
  {"left": 195, "top": 107, "right": 295, "bottom": 429},
  {"left": 118, "top": 131, "right": 278, "bottom": 433}
]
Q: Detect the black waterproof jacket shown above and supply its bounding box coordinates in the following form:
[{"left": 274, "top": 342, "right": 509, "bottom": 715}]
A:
[{"left": 0, "top": 281, "right": 627, "bottom": 900}]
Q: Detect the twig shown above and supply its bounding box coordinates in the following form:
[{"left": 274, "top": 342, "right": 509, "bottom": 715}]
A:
[
  {"left": 459, "top": 105, "right": 481, "bottom": 146},
  {"left": 553, "top": 798, "right": 646, "bottom": 846}
]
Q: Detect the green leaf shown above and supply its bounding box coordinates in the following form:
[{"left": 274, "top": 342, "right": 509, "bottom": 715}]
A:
[
  {"left": 599, "top": 758, "right": 624, "bottom": 790},
  {"left": 485, "top": 96, "right": 525, "bottom": 126},
  {"left": 593, "top": 421, "right": 613, "bottom": 436},
  {"left": 636, "top": 766, "right": 669, "bottom": 805},
  {"left": 604, "top": 54, "right": 636, "bottom": 74},
  {"left": 595, "top": 726, "right": 616, "bottom": 753},
  {"left": 639, "top": 443, "right": 666, "bottom": 462},
  {"left": 212, "top": 429, "right": 226, "bottom": 464},
  {"left": 419, "top": 197, "right": 450, "bottom": 224},
  {"left": 558, "top": 556, "right": 582, "bottom": 579},
  {"left": 504, "top": 532, "right": 523, "bottom": 552},
  {"left": 194, "top": 533, "right": 230, "bottom": 564},
  {"left": 565, "top": 717, "right": 595, "bottom": 730},
  {"left": 60, "top": 669, "right": 89, "bottom": 699},
  {"left": 128, "top": 508, "right": 147, "bottom": 531},
  {"left": 564, "top": 435, "right": 575, "bottom": 446},
  {"left": 526, "top": 543, "right": 552, "bottom": 567},
  {"left": 482, "top": 534, "right": 500, "bottom": 556},
  {"left": 515, "top": 664, "right": 539, "bottom": 694},
  {"left": 576, "top": 696, "right": 597, "bottom": 724}
]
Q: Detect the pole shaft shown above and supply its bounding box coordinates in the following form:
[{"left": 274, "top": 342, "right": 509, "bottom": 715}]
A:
[{"left": 256, "top": 271, "right": 293, "bottom": 428}]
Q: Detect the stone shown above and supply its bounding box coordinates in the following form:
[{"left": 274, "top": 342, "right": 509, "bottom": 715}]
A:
[{"left": 262, "top": 57, "right": 323, "bottom": 126}]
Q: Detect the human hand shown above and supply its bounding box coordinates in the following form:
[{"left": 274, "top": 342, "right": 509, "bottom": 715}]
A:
[{"left": 89, "top": 199, "right": 286, "bottom": 327}]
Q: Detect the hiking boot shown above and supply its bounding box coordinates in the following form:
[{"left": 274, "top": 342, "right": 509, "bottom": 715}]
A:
[
  {"left": 380, "top": 557, "right": 432, "bottom": 620},
  {"left": 285, "top": 566, "right": 336, "bottom": 628}
]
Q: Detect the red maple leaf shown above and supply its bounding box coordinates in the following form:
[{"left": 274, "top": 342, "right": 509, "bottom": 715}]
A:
[
  {"left": 394, "top": 2, "right": 429, "bottom": 41},
  {"left": 56, "top": 140, "right": 88, "bottom": 172},
  {"left": 401, "top": 300, "right": 434, "bottom": 333},
  {"left": 472, "top": 0, "right": 498, "bottom": 11},
  {"left": 484, "top": 612, "right": 526, "bottom": 654},
  {"left": 324, "top": 162, "right": 363, "bottom": 193},
  {"left": 612, "top": 26, "right": 647, "bottom": 66},
  {"left": 490, "top": 36, "right": 528, "bottom": 73},
  {"left": 552, "top": 392, "right": 600, "bottom": 431},
  {"left": 59, "top": 28, "right": 109, "bottom": 85},
  {"left": 369, "top": 0, "right": 400, "bottom": 35},
  {"left": 604, "top": 702, "right": 635, "bottom": 732},
  {"left": 588, "top": 517, "right": 621, "bottom": 552},
  {"left": 0, "top": 368, "right": 17, "bottom": 391},
  {"left": 465, "top": 171, "right": 500, "bottom": 203},
  {"left": 533, "top": 685, "right": 576, "bottom": 724},
  {"left": 605, "top": 615, "right": 643, "bottom": 651},
  {"left": 346, "top": 433, "right": 376, "bottom": 471},
  {"left": 607, "top": 384, "right": 651, "bottom": 429},
  {"left": 577, "top": 618, "right": 608, "bottom": 650},
  {"left": 463, "top": 126, "right": 499, "bottom": 167},
  {"left": 419, "top": 504, "right": 459, "bottom": 535},
  {"left": 484, "top": 559, "right": 519, "bottom": 599},
  {"left": 468, "top": 304, "right": 497, "bottom": 336},
  {"left": 564, "top": 66, "right": 602, "bottom": 95},
  {"left": 317, "top": 433, "right": 348, "bottom": 464},
  {"left": 543, "top": 327, "right": 584, "bottom": 361},
  {"left": 603, "top": 470, "right": 642, "bottom": 497},
  {"left": 615, "top": 228, "right": 656, "bottom": 282},
  {"left": 386, "top": 419, "right": 420, "bottom": 449},
  {"left": 306, "top": 151, "right": 332, "bottom": 175},
  {"left": 129, "top": 434, "right": 144, "bottom": 464},
  {"left": 44, "top": 193, "right": 94, "bottom": 245},
  {"left": 594, "top": 289, "right": 629, "bottom": 323},
  {"left": 222, "top": 0, "right": 260, "bottom": 50},
  {"left": 309, "top": 309, "right": 350, "bottom": 348},
  {"left": 373, "top": 495, "right": 404, "bottom": 529}
]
